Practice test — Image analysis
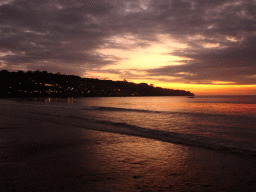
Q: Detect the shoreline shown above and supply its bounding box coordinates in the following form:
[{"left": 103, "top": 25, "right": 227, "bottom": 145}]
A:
[
  {"left": 1, "top": 101, "right": 256, "bottom": 191},
  {"left": 0, "top": 100, "right": 255, "bottom": 157}
]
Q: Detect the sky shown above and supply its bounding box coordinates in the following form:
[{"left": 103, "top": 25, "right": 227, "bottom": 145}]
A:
[{"left": 0, "top": 0, "right": 256, "bottom": 95}]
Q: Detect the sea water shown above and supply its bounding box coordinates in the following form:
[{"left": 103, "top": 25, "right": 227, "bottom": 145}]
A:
[{"left": 6, "top": 95, "right": 256, "bottom": 156}]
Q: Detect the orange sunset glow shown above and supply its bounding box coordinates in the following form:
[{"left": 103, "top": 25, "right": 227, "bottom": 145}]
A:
[{"left": 1, "top": 0, "right": 255, "bottom": 95}]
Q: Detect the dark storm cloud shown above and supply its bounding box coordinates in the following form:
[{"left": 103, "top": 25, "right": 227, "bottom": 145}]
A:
[
  {"left": 0, "top": 0, "right": 256, "bottom": 84},
  {"left": 0, "top": 0, "right": 118, "bottom": 75}
]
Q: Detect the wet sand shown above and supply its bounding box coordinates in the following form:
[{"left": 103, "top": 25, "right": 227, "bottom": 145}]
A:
[{"left": 0, "top": 101, "right": 256, "bottom": 191}]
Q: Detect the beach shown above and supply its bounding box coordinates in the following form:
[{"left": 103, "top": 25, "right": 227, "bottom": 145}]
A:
[{"left": 1, "top": 99, "right": 256, "bottom": 191}]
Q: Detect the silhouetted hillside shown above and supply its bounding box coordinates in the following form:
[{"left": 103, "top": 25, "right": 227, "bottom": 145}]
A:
[{"left": 0, "top": 70, "right": 195, "bottom": 97}]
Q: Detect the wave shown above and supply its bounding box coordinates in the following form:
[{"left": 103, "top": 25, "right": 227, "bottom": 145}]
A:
[
  {"left": 96, "top": 119, "right": 256, "bottom": 157},
  {"left": 1, "top": 105, "right": 255, "bottom": 157},
  {"left": 34, "top": 104, "right": 256, "bottom": 123},
  {"left": 94, "top": 106, "right": 155, "bottom": 113}
]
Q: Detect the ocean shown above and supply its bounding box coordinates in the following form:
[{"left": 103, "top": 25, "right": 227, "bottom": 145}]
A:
[
  {"left": 1, "top": 95, "right": 256, "bottom": 191},
  {"left": 9, "top": 95, "right": 256, "bottom": 157}
]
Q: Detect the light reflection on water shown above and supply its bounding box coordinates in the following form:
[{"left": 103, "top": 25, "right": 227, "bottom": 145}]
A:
[
  {"left": 22, "top": 95, "right": 256, "bottom": 116},
  {"left": 1, "top": 96, "right": 256, "bottom": 191},
  {"left": 72, "top": 96, "right": 256, "bottom": 116},
  {"left": 77, "top": 130, "right": 256, "bottom": 191},
  {"left": 9, "top": 95, "right": 256, "bottom": 153},
  {"left": 76, "top": 96, "right": 256, "bottom": 150},
  {"left": 22, "top": 95, "right": 255, "bottom": 148},
  {"left": 80, "top": 130, "right": 190, "bottom": 191}
]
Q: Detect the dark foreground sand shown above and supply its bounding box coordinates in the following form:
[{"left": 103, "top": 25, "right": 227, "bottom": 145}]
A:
[{"left": 0, "top": 101, "right": 256, "bottom": 191}]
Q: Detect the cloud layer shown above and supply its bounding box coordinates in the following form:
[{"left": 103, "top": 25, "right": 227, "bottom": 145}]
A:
[{"left": 0, "top": 0, "right": 255, "bottom": 84}]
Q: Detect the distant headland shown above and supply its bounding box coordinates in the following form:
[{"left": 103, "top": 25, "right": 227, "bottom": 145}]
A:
[{"left": 0, "top": 70, "right": 195, "bottom": 98}]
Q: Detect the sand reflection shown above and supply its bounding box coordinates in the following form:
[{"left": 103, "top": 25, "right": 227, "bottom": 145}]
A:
[
  {"left": 78, "top": 130, "right": 190, "bottom": 191},
  {"left": 1, "top": 99, "right": 256, "bottom": 191},
  {"left": 77, "top": 130, "right": 256, "bottom": 191}
]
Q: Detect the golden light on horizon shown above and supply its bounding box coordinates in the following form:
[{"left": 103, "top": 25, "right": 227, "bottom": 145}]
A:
[
  {"left": 156, "top": 83, "right": 256, "bottom": 96},
  {"left": 81, "top": 33, "right": 256, "bottom": 96},
  {"left": 211, "top": 81, "right": 235, "bottom": 84},
  {"left": 81, "top": 70, "right": 256, "bottom": 96},
  {"left": 123, "top": 78, "right": 256, "bottom": 96},
  {"left": 1, "top": 1, "right": 256, "bottom": 96}
]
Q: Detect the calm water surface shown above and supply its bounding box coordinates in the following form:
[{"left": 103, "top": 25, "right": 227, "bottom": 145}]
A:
[
  {"left": 24, "top": 95, "right": 256, "bottom": 155},
  {"left": 1, "top": 95, "right": 256, "bottom": 191}
]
